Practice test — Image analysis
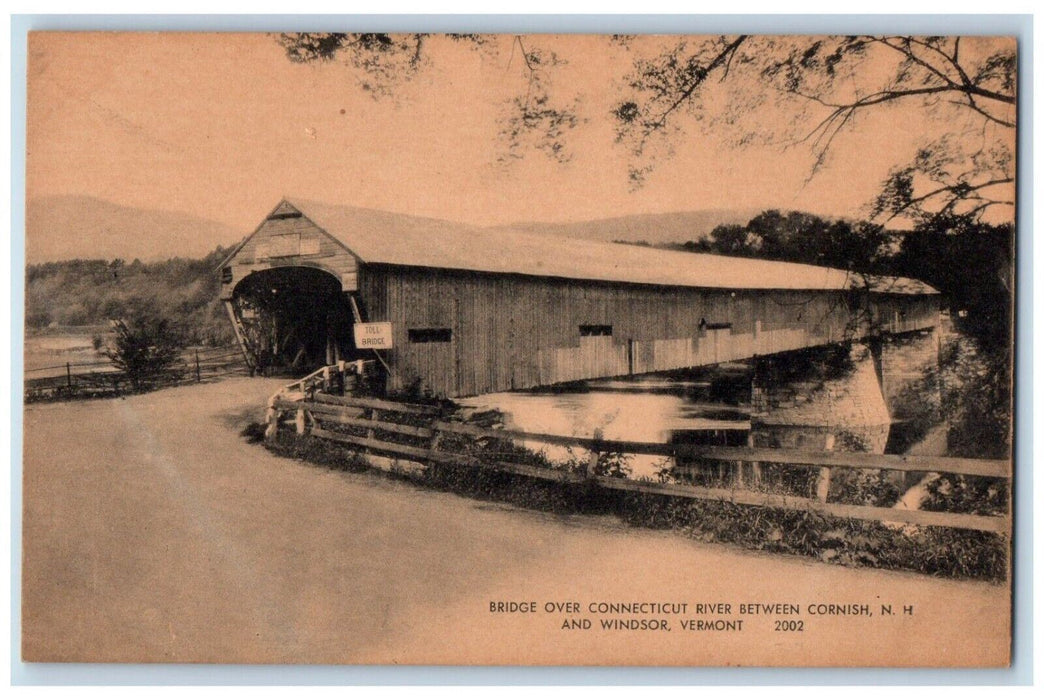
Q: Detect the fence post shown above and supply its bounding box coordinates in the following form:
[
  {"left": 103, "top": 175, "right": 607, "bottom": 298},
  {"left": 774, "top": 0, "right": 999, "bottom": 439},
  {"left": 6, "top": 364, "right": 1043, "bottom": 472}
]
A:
[
  {"left": 815, "top": 433, "right": 836, "bottom": 502},
  {"left": 264, "top": 400, "right": 279, "bottom": 441},
  {"left": 428, "top": 428, "right": 443, "bottom": 464},
  {"left": 295, "top": 408, "right": 307, "bottom": 436},
  {"left": 586, "top": 449, "right": 601, "bottom": 478},
  {"left": 586, "top": 428, "right": 603, "bottom": 478},
  {"left": 195, "top": 350, "right": 201, "bottom": 382},
  {"left": 746, "top": 432, "right": 762, "bottom": 487},
  {"left": 815, "top": 467, "right": 832, "bottom": 502}
]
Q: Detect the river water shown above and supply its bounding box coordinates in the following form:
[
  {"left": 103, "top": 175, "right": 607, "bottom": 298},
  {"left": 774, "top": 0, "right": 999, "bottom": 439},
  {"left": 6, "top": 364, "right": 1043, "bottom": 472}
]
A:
[
  {"left": 458, "top": 371, "right": 754, "bottom": 479},
  {"left": 457, "top": 366, "right": 933, "bottom": 479},
  {"left": 24, "top": 332, "right": 109, "bottom": 378}
]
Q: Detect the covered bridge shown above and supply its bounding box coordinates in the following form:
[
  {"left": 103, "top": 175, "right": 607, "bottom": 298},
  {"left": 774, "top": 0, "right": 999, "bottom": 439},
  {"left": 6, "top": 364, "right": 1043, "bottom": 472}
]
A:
[{"left": 218, "top": 198, "right": 940, "bottom": 398}]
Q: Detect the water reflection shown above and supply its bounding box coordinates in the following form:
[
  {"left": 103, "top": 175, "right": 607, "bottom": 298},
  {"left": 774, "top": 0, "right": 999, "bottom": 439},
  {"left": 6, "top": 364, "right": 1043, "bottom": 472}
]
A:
[
  {"left": 459, "top": 351, "right": 945, "bottom": 481},
  {"left": 459, "top": 375, "right": 751, "bottom": 479}
]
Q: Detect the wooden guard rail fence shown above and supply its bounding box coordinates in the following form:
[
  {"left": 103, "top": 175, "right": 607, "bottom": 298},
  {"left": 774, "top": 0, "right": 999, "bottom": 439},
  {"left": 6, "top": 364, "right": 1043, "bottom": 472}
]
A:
[{"left": 268, "top": 389, "right": 1012, "bottom": 536}]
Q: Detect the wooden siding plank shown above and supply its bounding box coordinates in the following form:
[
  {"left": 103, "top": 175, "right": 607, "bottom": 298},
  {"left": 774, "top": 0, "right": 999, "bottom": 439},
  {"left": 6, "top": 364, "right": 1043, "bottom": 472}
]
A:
[{"left": 356, "top": 266, "right": 937, "bottom": 397}]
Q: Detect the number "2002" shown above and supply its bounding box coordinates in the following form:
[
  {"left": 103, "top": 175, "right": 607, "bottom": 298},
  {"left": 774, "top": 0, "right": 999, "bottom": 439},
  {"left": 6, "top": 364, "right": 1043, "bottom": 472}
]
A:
[{"left": 774, "top": 620, "right": 804, "bottom": 631}]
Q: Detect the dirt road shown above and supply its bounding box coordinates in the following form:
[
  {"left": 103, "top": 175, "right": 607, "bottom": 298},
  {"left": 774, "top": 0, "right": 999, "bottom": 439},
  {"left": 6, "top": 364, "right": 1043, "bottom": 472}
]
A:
[{"left": 21, "top": 379, "right": 1010, "bottom": 665}]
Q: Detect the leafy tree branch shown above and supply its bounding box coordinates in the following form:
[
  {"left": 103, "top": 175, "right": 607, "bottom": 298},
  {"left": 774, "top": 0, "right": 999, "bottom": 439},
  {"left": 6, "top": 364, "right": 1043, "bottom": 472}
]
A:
[{"left": 277, "top": 33, "right": 1016, "bottom": 225}]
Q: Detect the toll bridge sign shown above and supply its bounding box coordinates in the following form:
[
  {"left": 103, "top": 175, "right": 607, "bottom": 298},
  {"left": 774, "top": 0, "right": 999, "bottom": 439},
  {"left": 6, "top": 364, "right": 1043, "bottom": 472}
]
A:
[{"left": 354, "top": 322, "right": 394, "bottom": 350}]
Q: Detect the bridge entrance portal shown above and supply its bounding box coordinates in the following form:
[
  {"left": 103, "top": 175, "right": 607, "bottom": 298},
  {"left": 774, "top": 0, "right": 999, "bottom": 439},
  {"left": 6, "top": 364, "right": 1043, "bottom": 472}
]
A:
[{"left": 228, "top": 266, "right": 355, "bottom": 376}]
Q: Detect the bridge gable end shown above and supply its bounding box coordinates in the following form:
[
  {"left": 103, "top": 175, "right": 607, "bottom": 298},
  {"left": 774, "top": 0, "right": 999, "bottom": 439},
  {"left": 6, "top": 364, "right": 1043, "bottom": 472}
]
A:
[{"left": 219, "top": 202, "right": 360, "bottom": 299}]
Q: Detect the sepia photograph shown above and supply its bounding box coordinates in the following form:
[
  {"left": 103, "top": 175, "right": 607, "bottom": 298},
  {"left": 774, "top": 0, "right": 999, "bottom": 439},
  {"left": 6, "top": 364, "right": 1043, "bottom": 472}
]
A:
[{"left": 19, "top": 26, "right": 1017, "bottom": 668}]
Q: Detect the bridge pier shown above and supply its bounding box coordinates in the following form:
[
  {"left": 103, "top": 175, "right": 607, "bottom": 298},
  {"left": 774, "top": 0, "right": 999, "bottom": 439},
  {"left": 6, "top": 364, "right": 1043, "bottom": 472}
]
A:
[
  {"left": 750, "top": 342, "right": 892, "bottom": 455},
  {"left": 872, "top": 327, "right": 943, "bottom": 424},
  {"left": 747, "top": 329, "right": 944, "bottom": 498}
]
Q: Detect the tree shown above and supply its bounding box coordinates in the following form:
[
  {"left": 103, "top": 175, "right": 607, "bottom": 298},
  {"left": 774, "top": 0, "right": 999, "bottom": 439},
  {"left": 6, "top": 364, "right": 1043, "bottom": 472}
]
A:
[
  {"left": 105, "top": 313, "right": 185, "bottom": 391},
  {"left": 278, "top": 33, "right": 1015, "bottom": 229},
  {"left": 696, "top": 210, "right": 895, "bottom": 273},
  {"left": 888, "top": 215, "right": 1014, "bottom": 347},
  {"left": 279, "top": 33, "right": 434, "bottom": 97},
  {"left": 278, "top": 33, "right": 580, "bottom": 163},
  {"left": 615, "top": 35, "right": 1015, "bottom": 222},
  {"left": 695, "top": 223, "right": 761, "bottom": 257}
]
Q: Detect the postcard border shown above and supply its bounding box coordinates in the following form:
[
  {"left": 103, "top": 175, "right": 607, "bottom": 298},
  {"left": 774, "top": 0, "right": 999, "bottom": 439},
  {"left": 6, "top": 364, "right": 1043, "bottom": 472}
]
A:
[{"left": 8, "top": 12, "right": 1034, "bottom": 686}]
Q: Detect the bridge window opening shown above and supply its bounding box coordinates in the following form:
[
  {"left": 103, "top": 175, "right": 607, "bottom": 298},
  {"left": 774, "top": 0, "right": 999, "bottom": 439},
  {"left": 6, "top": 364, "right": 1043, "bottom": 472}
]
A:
[
  {"left": 267, "top": 210, "right": 303, "bottom": 221},
  {"left": 699, "top": 318, "right": 732, "bottom": 332},
  {"left": 580, "top": 324, "right": 613, "bottom": 337},
  {"left": 230, "top": 266, "right": 354, "bottom": 377},
  {"left": 409, "top": 328, "right": 452, "bottom": 343}
]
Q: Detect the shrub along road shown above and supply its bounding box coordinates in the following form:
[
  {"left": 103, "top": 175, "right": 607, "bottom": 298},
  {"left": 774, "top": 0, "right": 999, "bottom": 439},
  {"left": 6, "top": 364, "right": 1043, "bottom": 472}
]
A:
[{"left": 21, "top": 379, "right": 1010, "bottom": 665}]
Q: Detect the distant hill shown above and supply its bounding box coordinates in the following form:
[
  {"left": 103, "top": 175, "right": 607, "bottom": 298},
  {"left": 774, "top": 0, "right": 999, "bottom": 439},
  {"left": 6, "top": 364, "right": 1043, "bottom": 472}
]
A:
[
  {"left": 26, "top": 195, "right": 243, "bottom": 264},
  {"left": 493, "top": 209, "right": 763, "bottom": 246},
  {"left": 25, "top": 195, "right": 764, "bottom": 264}
]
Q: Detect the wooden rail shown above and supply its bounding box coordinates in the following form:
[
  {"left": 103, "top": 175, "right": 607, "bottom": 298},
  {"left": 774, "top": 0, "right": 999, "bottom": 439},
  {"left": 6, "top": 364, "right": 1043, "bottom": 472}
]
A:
[
  {"left": 311, "top": 393, "right": 440, "bottom": 416},
  {"left": 269, "top": 390, "right": 1012, "bottom": 535}
]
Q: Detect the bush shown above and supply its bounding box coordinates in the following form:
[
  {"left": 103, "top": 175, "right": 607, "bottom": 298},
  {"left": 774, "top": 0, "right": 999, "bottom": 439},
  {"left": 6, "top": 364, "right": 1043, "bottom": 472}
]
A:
[{"left": 105, "top": 313, "right": 185, "bottom": 390}]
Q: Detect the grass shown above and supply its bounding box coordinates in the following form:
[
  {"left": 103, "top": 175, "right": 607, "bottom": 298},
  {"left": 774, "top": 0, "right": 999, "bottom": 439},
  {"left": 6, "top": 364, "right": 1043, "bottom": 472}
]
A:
[{"left": 617, "top": 493, "right": 1007, "bottom": 581}]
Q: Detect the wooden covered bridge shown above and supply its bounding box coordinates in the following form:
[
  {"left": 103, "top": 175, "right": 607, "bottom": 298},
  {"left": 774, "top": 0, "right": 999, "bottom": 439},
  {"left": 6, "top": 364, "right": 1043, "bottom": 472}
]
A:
[{"left": 218, "top": 198, "right": 940, "bottom": 398}]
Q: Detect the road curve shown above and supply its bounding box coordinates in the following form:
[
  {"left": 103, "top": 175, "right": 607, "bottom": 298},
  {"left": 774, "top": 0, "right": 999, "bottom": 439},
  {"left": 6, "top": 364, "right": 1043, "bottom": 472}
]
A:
[{"left": 21, "top": 378, "right": 1010, "bottom": 665}]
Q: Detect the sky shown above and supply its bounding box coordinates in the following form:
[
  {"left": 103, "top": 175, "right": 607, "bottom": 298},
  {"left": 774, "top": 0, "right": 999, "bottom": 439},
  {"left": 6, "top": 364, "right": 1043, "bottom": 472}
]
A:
[{"left": 25, "top": 32, "right": 1012, "bottom": 248}]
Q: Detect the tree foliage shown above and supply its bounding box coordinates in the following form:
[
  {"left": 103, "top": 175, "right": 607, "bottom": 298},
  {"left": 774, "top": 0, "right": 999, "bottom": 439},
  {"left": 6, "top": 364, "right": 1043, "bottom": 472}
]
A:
[
  {"left": 682, "top": 207, "right": 1011, "bottom": 351},
  {"left": 277, "top": 32, "right": 582, "bottom": 163},
  {"left": 277, "top": 33, "right": 1016, "bottom": 228},
  {"left": 497, "top": 39, "right": 582, "bottom": 163},
  {"left": 26, "top": 246, "right": 235, "bottom": 345},
  {"left": 888, "top": 215, "right": 1014, "bottom": 349},
  {"left": 279, "top": 33, "right": 444, "bottom": 97},
  {"left": 688, "top": 209, "right": 894, "bottom": 271},
  {"left": 613, "top": 35, "right": 1015, "bottom": 223},
  {"left": 105, "top": 312, "right": 186, "bottom": 391}
]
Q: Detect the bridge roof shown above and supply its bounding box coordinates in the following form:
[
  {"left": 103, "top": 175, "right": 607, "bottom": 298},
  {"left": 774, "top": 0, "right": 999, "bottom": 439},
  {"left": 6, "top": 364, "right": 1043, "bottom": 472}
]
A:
[{"left": 278, "top": 198, "right": 938, "bottom": 295}]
